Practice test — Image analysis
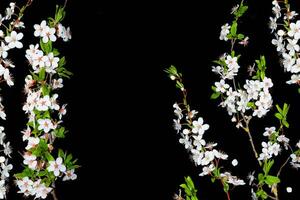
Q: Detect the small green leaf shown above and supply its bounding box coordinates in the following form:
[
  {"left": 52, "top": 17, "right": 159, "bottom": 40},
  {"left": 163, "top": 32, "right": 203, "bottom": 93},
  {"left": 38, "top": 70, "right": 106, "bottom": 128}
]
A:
[
  {"left": 39, "top": 67, "right": 46, "bottom": 81},
  {"left": 45, "top": 152, "right": 54, "bottom": 161},
  {"left": 282, "top": 119, "right": 289, "bottom": 128},
  {"left": 276, "top": 104, "right": 283, "bottom": 114},
  {"left": 230, "top": 21, "right": 238, "bottom": 36},
  {"left": 275, "top": 113, "right": 283, "bottom": 120},
  {"left": 265, "top": 175, "right": 280, "bottom": 185},
  {"left": 210, "top": 92, "right": 221, "bottom": 100},
  {"left": 223, "top": 182, "right": 229, "bottom": 192},
  {"left": 237, "top": 34, "right": 244, "bottom": 40}
]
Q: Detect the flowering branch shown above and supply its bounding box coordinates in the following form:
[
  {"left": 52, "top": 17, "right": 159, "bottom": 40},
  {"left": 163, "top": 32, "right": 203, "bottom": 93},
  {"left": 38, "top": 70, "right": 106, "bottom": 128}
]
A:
[
  {"left": 166, "top": 66, "right": 245, "bottom": 200},
  {"left": 14, "top": 5, "right": 78, "bottom": 199},
  {"left": 0, "top": 1, "right": 33, "bottom": 198}
]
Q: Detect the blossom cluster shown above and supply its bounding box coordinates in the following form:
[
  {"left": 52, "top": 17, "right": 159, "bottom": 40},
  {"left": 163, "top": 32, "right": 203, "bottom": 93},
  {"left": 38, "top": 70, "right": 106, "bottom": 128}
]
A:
[
  {"left": 270, "top": 0, "right": 300, "bottom": 86},
  {"left": 0, "top": 2, "right": 30, "bottom": 198},
  {"left": 173, "top": 100, "right": 245, "bottom": 186},
  {"left": 15, "top": 7, "right": 78, "bottom": 199},
  {"left": 167, "top": 72, "right": 245, "bottom": 188},
  {"left": 213, "top": 55, "right": 273, "bottom": 121},
  {"left": 258, "top": 127, "right": 289, "bottom": 161}
]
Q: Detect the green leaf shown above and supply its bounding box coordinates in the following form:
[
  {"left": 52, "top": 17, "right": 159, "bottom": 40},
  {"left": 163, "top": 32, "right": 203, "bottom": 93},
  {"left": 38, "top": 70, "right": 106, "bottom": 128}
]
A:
[
  {"left": 230, "top": 21, "right": 238, "bottom": 36},
  {"left": 223, "top": 182, "right": 229, "bottom": 192},
  {"left": 58, "top": 149, "right": 65, "bottom": 158},
  {"left": 54, "top": 127, "right": 66, "bottom": 138},
  {"left": 283, "top": 103, "right": 289, "bottom": 116},
  {"left": 258, "top": 173, "right": 264, "bottom": 184},
  {"left": 40, "top": 39, "right": 52, "bottom": 53},
  {"left": 39, "top": 67, "right": 46, "bottom": 81},
  {"left": 282, "top": 119, "right": 289, "bottom": 128},
  {"left": 65, "top": 154, "right": 73, "bottom": 164},
  {"left": 210, "top": 92, "right": 221, "bottom": 100},
  {"left": 237, "top": 34, "right": 244, "bottom": 40},
  {"left": 298, "top": 88, "right": 300, "bottom": 94},
  {"left": 42, "top": 85, "right": 50, "bottom": 96},
  {"left": 275, "top": 113, "right": 283, "bottom": 120},
  {"left": 276, "top": 104, "right": 283, "bottom": 114},
  {"left": 263, "top": 159, "right": 274, "bottom": 175},
  {"left": 247, "top": 102, "right": 256, "bottom": 109},
  {"left": 256, "top": 189, "right": 268, "bottom": 200},
  {"left": 52, "top": 48, "right": 60, "bottom": 56},
  {"left": 45, "top": 152, "right": 54, "bottom": 161},
  {"left": 265, "top": 175, "right": 280, "bottom": 185},
  {"left": 186, "top": 176, "right": 195, "bottom": 190}
]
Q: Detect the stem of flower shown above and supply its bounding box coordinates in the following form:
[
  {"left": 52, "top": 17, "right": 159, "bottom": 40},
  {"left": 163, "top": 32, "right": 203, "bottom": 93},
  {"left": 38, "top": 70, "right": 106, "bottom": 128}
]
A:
[
  {"left": 243, "top": 122, "right": 262, "bottom": 166},
  {"left": 51, "top": 188, "right": 59, "bottom": 200},
  {"left": 220, "top": 180, "right": 231, "bottom": 200}
]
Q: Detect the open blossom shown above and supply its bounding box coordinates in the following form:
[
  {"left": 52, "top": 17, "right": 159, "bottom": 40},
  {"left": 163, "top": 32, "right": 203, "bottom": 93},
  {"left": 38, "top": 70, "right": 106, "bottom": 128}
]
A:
[
  {"left": 63, "top": 169, "right": 77, "bottom": 181},
  {"left": 47, "top": 157, "right": 66, "bottom": 176},
  {"left": 37, "top": 119, "right": 54, "bottom": 133},
  {"left": 215, "top": 79, "right": 229, "bottom": 93},
  {"left": 25, "top": 137, "right": 40, "bottom": 150},
  {"left": 192, "top": 117, "right": 209, "bottom": 135},
  {"left": 220, "top": 23, "right": 230, "bottom": 41},
  {"left": 288, "top": 20, "right": 300, "bottom": 40},
  {"left": 4, "top": 31, "right": 23, "bottom": 49},
  {"left": 23, "top": 153, "right": 37, "bottom": 170}
]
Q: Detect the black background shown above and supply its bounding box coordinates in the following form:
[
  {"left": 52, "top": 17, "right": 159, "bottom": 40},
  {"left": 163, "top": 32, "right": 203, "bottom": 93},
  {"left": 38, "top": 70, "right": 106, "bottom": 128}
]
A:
[{"left": 2, "top": 0, "right": 300, "bottom": 200}]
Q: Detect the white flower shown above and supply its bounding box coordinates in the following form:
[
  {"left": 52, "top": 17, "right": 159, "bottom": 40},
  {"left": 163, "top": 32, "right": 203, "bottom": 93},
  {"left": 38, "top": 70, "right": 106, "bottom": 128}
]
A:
[
  {"left": 192, "top": 117, "right": 209, "bottom": 135},
  {"left": 26, "top": 137, "right": 40, "bottom": 150},
  {"left": 191, "top": 149, "right": 203, "bottom": 165},
  {"left": 17, "top": 177, "right": 33, "bottom": 196},
  {"left": 201, "top": 151, "right": 215, "bottom": 166},
  {"left": 63, "top": 169, "right": 77, "bottom": 181},
  {"left": 231, "top": 159, "right": 238, "bottom": 166},
  {"left": 34, "top": 20, "right": 47, "bottom": 37},
  {"left": 52, "top": 78, "right": 63, "bottom": 89},
  {"left": 215, "top": 79, "right": 229, "bottom": 93},
  {"left": 282, "top": 53, "right": 295, "bottom": 72},
  {"left": 269, "top": 17, "right": 277, "bottom": 32},
  {"left": 41, "top": 26, "right": 57, "bottom": 43},
  {"left": 271, "top": 36, "right": 284, "bottom": 52},
  {"left": 288, "top": 20, "right": 300, "bottom": 40},
  {"left": 173, "top": 103, "right": 183, "bottom": 119},
  {"left": 179, "top": 135, "right": 191, "bottom": 149},
  {"left": 1, "top": 162, "right": 12, "bottom": 179},
  {"left": 23, "top": 153, "right": 37, "bottom": 170},
  {"left": 37, "top": 119, "right": 54, "bottom": 133},
  {"left": 296, "top": 140, "right": 300, "bottom": 148},
  {"left": 47, "top": 157, "right": 66, "bottom": 176},
  {"left": 36, "top": 95, "right": 51, "bottom": 111},
  {"left": 199, "top": 164, "right": 215, "bottom": 176},
  {"left": 58, "top": 104, "right": 67, "bottom": 119},
  {"left": 291, "top": 58, "right": 300, "bottom": 73},
  {"left": 213, "top": 149, "right": 228, "bottom": 160},
  {"left": 173, "top": 119, "right": 181, "bottom": 133},
  {"left": 286, "top": 39, "right": 300, "bottom": 55},
  {"left": 21, "top": 127, "right": 32, "bottom": 141},
  {"left": 0, "top": 42, "right": 8, "bottom": 58},
  {"left": 45, "top": 53, "right": 59, "bottom": 73},
  {"left": 34, "top": 181, "right": 52, "bottom": 199},
  {"left": 287, "top": 74, "right": 300, "bottom": 84},
  {"left": 272, "top": 2, "right": 281, "bottom": 18},
  {"left": 0, "top": 180, "right": 6, "bottom": 199},
  {"left": 220, "top": 23, "right": 230, "bottom": 41},
  {"left": 263, "top": 127, "right": 276, "bottom": 137},
  {"left": 5, "top": 31, "right": 23, "bottom": 49},
  {"left": 3, "top": 142, "right": 12, "bottom": 157}
]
